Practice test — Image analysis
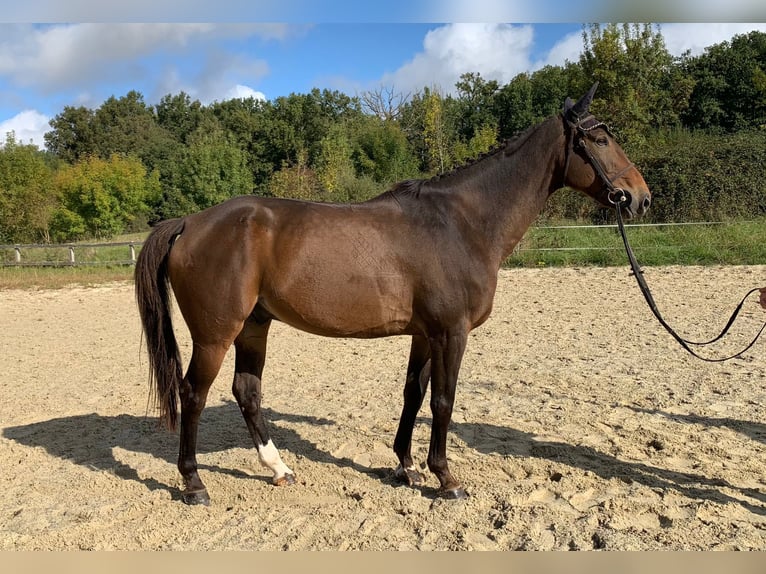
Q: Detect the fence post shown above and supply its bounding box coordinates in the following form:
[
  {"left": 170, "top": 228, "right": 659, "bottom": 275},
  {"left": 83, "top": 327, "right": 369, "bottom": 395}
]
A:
[
  {"left": 14, "top": 246, "right": 21, "bottom": 264},
  {"left": 129, "top": 243, "right": 136, "bottom": 263},
  {"left": 69, "top": 246, "right": 75, "bottom": 265}
]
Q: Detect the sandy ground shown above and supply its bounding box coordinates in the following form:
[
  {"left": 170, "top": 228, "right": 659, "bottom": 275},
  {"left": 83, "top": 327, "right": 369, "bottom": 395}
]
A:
[{"left": 3, "top": 265, "right": 766, "bottom": 550}]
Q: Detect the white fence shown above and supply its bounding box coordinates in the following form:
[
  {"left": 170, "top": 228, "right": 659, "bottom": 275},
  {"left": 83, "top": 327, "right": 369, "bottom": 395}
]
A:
[
  {"left": 0, "top": 220, "right": 738, "bottom": 267},
  {"left": 0, "top": 241, "right": 143, "bottom": 267}
]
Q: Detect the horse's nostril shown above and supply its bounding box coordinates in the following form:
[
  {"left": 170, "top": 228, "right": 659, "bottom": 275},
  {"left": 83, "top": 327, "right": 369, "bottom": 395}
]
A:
[{"left": 642, "top": 196, "right": 651, "bottom": 209}]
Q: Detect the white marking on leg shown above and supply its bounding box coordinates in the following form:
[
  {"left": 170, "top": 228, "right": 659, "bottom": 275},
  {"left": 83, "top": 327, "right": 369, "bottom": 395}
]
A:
[
  {"left": 395, "top": 462, "right": 424, "bottom": 485},
  {"left": 257, "top": 439, "right": 294, "bottom": 484}
]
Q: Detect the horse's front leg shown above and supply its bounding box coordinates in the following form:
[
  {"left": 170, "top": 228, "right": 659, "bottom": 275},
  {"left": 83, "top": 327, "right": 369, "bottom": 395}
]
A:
[
  {"left": 426, "top": 329, "right": 469, "bottom": 499},
  {"left": 393, "top": 335, "right": 431, "bottom": 486}
]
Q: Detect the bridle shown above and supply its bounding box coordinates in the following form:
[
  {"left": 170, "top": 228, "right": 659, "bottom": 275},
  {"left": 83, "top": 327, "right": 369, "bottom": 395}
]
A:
[
  {"left": 562, "top": 111, "right": 766, "bottom": 362},
  {"left": 562, "top": 111, "right": 636, "bottom": 209}
]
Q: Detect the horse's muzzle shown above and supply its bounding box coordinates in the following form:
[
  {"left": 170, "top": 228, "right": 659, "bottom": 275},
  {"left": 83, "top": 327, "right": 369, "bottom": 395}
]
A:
[{"left": 614, "top": 189, "right": 651, "bottom": 218}]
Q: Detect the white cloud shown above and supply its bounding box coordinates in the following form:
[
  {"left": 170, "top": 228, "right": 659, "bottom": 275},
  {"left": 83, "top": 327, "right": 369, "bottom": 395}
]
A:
[
  {"left": 224, "top": 85, "right": 267, "bottom": 101},
  {"left": 660, "top": 23, "right": 766, "bottom": 57},
  {"left": 0, "top": 110, "right": 50, "bottom": 149},
  {"left": 535, "top": 24, "right": 766, "bottom": 70},
  {"left": 0, "top": 23, "right": 296, "bottom": 94},
  {"left": 380, "top": 23, "right": 766, "bottom": 98},
  {"left": 379, "top": 23, "right": 536, "bottom": 95},
  {"left": 536, "top": 30, "right": 584, "bottom": 68}
]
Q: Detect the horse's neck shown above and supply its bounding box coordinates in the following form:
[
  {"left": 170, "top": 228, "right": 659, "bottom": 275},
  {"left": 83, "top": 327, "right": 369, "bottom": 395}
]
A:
[{"left": 437, "top": 117, "right": 564, "bottom": 265}]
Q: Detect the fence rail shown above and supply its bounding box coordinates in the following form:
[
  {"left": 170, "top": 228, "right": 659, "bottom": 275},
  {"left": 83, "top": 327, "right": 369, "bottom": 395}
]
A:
[
  {"left": 0, "top": 241, "right": 143, "bottom": 267},
  {"left": 0, "top": 220, "right": 744, "bottom": 268}
]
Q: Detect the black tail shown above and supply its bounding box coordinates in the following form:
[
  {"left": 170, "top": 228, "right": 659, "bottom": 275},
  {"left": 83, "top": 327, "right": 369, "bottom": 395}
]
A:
[{"left": 134, "top": 218, "right": 185, "bottom": 430}]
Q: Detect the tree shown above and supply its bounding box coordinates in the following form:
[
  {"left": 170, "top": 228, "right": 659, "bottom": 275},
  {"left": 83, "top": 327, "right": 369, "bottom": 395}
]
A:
[
  {"left": 453, "top": 72, "right": 500, "bottom": 142},
  {"left": 682, "top": 30, "right": 766, "bottom": 131},
  {"left": 493, "top": 74, "right": 536, "bottom": 137},
  {"left": 172, "top": 119, "right": 254, "bottom": 212},
  {"left": 44, "top": 105, "right": 97, "bottom": 164},
  {"left": 579, "top": 23, "right": 692, "bottom": 149},
  {"left": 51, "top": 154, "right": 160, "bottom": 240},
  {"left": 264, "top": 89, "right": 363, "bottom": 169},
  {"left": 209, "top": 96, "right": 273, "bottom": 189},
  {"left": 154, "top": 91, "right": 206, "bottom": 144},
  {"left": 422, "top": 87, "right": 452, "bottom": 174},
  {"left": 267, "top": 149, "right": 322, "bottom": 201},
  {"left": 315, "top": 123, "right": 355, "bottom": 196},
  {"left": 360, "top": 86, "right": 410, "bottom": 122},
  {"left": 92, "top": 91, "right": 175, "bottom": 166},
  {"left": 0, "top": 132, "right": 57, "bottom": 243},
  {"left": 453, "top": 123, "right": 498, "bottom": 166},
  {"left": 352, "top": 116, "right": 420, "bottom": 185}
]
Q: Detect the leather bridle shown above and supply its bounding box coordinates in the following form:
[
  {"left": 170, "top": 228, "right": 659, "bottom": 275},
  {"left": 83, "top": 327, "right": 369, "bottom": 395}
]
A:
[{"left": 562, "top": 111, "right": 636, "bottom": 209}]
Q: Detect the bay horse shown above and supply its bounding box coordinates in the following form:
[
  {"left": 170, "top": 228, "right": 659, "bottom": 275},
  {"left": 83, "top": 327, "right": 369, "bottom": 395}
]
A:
[{"left": 135, "top": 83, "right": 651, "bottom": 505}]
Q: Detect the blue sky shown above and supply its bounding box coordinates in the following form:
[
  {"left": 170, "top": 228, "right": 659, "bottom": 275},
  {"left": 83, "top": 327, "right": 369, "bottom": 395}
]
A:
[{"left": 1, "top": 22, "right": 766, "bottom": 149}]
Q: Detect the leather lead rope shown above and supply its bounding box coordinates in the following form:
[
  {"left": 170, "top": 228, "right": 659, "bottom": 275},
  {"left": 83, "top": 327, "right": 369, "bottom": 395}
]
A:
[
  {"left": 613, "top": 198, "right": 766, "bottom": 362},
  {"left": 564, "top": 111, "right": 765, "bottom": 361}
]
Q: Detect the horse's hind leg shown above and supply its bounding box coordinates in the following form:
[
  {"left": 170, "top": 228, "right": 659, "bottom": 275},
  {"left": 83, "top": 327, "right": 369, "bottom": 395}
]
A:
[
  {"left": 232, "top": 317, "right": 295, "bottom": 486},
  {"left": 393, "top": 335, "right": 431, "bottom": 486},
  {"left": 178, "top": 343, "right": 229, "bottom": 505}
]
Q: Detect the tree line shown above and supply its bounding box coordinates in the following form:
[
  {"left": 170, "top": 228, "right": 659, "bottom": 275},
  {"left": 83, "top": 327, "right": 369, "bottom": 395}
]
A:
[{"left": 1, "top": 24, "right": 765, "bottom": 244}]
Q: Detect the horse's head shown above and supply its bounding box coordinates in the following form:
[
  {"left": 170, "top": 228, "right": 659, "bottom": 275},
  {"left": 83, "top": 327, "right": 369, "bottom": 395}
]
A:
[{"left": 561, "top": 83, "right": 651, "bottom": 219}]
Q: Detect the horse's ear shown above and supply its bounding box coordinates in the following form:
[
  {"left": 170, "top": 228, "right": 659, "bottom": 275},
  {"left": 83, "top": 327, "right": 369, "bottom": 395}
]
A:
[
  {"left": 570, "top": 82, "right": 599, "bottom": 117},
  {"left": 562, "top": 97, "right": 575, "bottom": 113}
]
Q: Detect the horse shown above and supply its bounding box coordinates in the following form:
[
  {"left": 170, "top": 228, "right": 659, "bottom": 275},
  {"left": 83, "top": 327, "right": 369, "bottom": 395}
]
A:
[{"left": 135, "top": 83, "right": 651, "bottom": 505}]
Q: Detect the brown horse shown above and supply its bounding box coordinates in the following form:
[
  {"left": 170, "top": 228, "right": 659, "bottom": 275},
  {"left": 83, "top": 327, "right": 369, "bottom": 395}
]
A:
[{"left": 135, "top": 83, "right": 651, "bottom": 505}]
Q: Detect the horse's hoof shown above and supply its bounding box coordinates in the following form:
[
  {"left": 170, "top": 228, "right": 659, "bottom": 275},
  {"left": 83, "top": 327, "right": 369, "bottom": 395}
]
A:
[
  {"left": 437, "top": 486, "right": 469, "bottom": 500},
  {"left": 395, "top": 465, "right": 426, "bottom": 486},
  {"left": 181, "top": 488, "right": 211, "bottom": 506},
  {"left": 273, "top": 473, "right": 296, "bottom": 487}
]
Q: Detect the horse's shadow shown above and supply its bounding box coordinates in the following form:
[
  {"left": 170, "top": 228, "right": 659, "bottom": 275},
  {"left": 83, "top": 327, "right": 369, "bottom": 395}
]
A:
[
  {"left": 4, "top": 401, "right": 766, "bottom": 512},
  {"left": 2, "top": 403, "right": 394, "bottom": 501},
  {"left": 449, "top": 417, "right": 766, "bottom": 514},
  {"left": 627, "top": 405, "right": 766, "bottom": 447}
]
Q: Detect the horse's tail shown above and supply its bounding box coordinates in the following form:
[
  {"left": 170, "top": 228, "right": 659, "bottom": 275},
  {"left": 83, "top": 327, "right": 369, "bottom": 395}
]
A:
[{"left": 135, "top": 217, "right": 186, "bottom": 430}]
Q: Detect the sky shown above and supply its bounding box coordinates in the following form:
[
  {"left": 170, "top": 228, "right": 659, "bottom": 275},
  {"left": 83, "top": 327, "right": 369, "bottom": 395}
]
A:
[{"left": 1, "top": 21, "right": 766, "bottom": 149}]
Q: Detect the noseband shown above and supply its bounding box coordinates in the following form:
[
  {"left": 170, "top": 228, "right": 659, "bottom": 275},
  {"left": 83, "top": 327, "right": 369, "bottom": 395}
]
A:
[{"left": 562, "top": 112, "right": 635, "bottom": 208}]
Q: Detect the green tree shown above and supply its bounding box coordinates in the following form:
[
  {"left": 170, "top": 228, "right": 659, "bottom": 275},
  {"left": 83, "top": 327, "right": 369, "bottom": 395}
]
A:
[
  {"left": 264, "top": 89, "right": 363, "bottom": 169},
  {"left": 44, "top": 105, "right": 97, "bottom": 164},
  {"left": 315, "top": 123, "right": 355, "bottom": 196},
  {"left": 154, "top": 91, "right": 206, "bottom": 144},
  {"left": 267, "top": 149, "right": 322, "bottom": 201},
  {"left": 91, "top": 91, "right": 162, "bottom": 159},
  {"left": 453, "top": 72, "right": 500, "bottom": 142},
  {"left": 352, "top": 116, "right": 420, "bottom": 185},
  {"left": 493, "top": 74, "right": 536, "bottom": 137},
  {"left": 453, "top": 122, "right": 499, "bottom": 166},
  {"left": 579, "top": 23, "right": 692, "bottom": 149},
  {"left": 209, "top": 96, "right": 273, "bottom": 189},
  {"left": 422, "top": 87, "right": 452, "bottom": 174},
  {"left": 51, "top": 154, "right": 160, "bottom": 240},
  {"left": 173, "top": 119, "right": 254, "bottom": 212},
  {"left": 0, "top": 132, "right": 58, "bottom": 243},
  {"left": 682, "top": 30, "right": 766, "bottom": 131}
]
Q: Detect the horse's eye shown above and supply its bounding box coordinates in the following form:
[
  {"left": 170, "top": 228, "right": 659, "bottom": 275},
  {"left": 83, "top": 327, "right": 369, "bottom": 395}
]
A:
[{"left": 595, "top": 136, "right": 609, "bottom": 147}]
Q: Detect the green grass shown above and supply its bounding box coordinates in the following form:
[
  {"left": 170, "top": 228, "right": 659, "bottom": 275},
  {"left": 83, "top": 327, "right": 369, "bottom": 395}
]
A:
[
  {"left": 2, "top": 220, "right": 766, "bottom": 289},
  {"left": 505, "top": 219, "right": 766, "bottom": 268}
]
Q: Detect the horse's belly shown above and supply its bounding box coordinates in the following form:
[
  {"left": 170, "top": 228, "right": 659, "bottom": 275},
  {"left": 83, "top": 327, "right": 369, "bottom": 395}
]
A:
[{"left": 261, "top": 272, "right": 414, "bottom": 338}]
